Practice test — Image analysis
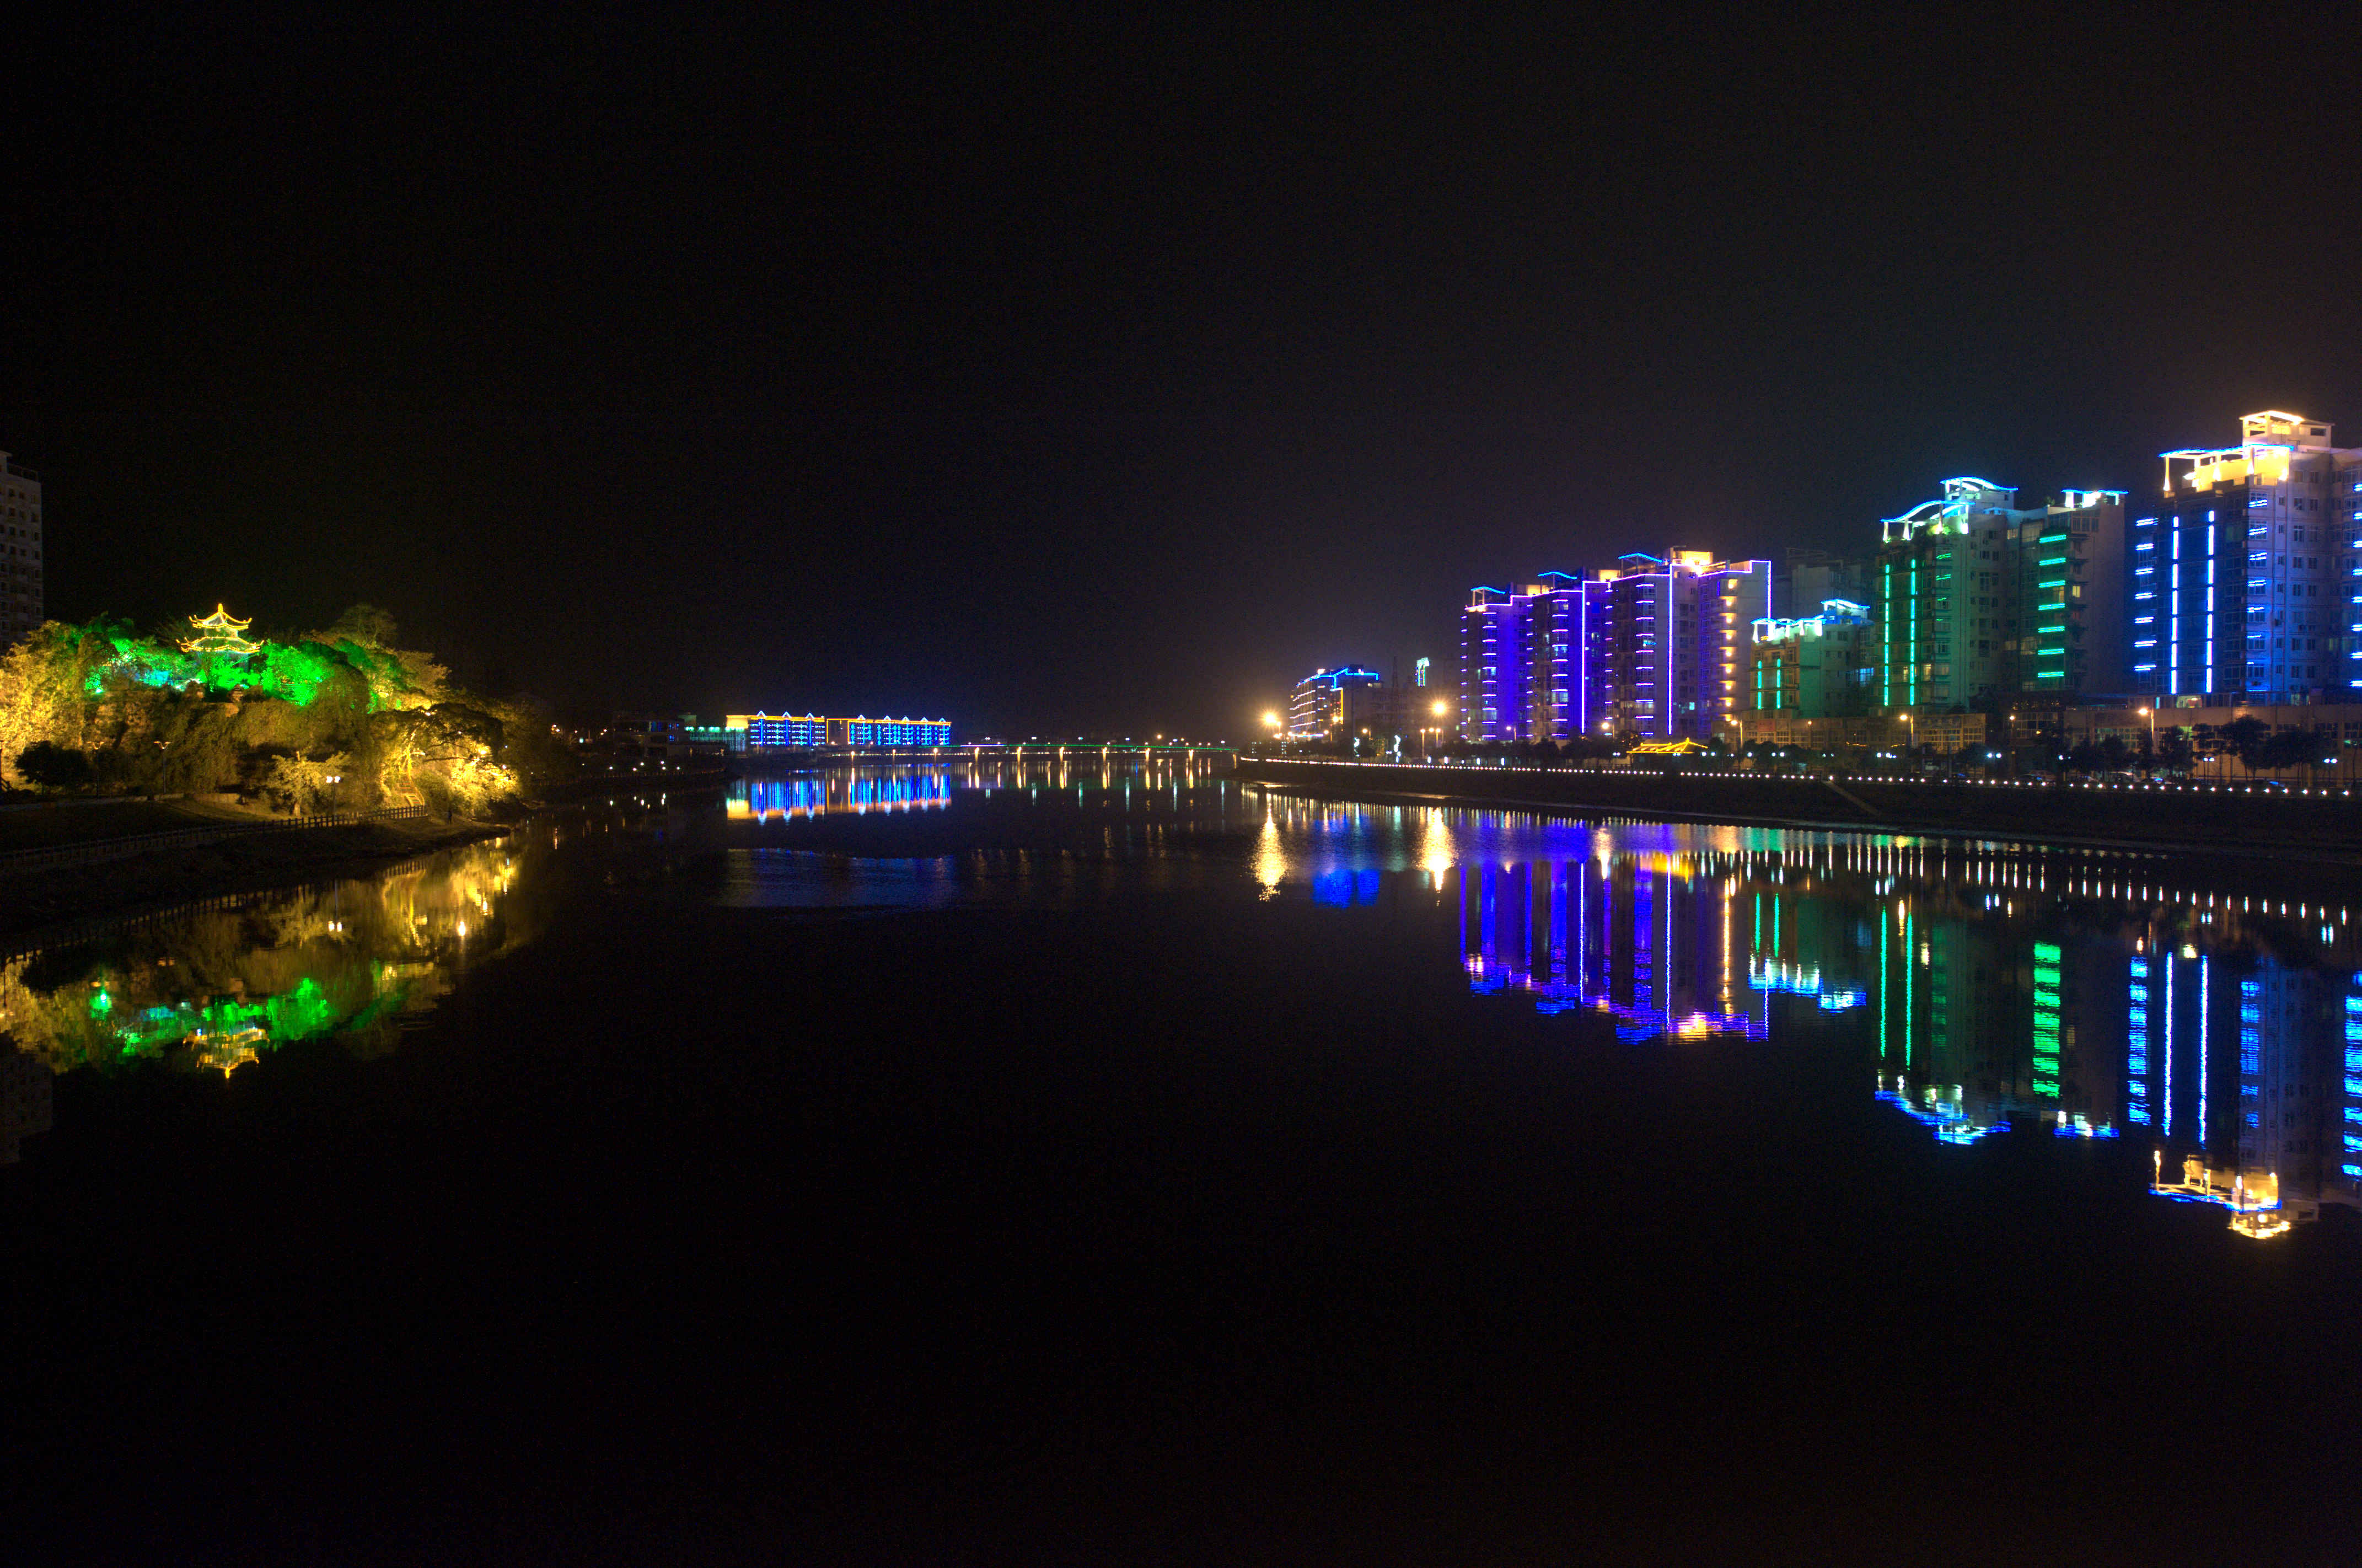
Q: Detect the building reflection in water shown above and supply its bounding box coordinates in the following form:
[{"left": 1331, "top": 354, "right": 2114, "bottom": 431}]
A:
[
  {"left": 1255, "top": 794, "right": 2362, "bottom": 1239},
  {"left": 1459, "top": 854, "right": 1770, "bottom": 1041},
  {"left": 727, "top": 771, "right": 955, "bottom": 820}
]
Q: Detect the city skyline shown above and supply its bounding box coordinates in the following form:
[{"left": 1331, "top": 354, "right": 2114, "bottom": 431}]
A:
[{"left": 3, "top": 14, "right": 2361, "bottom": 739}]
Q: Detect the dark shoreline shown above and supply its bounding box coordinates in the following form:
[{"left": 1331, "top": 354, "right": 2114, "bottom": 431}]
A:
[
  {"left": 0, "top": 777, "right": 733, "bottom": 946},
  {"left": 0, "top": 817, "right": 512, "bottom": 945}
]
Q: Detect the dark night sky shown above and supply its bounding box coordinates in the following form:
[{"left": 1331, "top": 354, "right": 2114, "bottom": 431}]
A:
[{"left": 2, "top": 9, "right": 2359, "bottom": 737}]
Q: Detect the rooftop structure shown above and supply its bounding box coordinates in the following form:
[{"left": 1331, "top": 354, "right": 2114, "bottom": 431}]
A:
[{"left": 180, "top": 604, "right": 261, "bottom": 655}]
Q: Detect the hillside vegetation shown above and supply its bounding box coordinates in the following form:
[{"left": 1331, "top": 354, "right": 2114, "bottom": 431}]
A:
[{"left": 0, "top": 604, "right": 565, "bottom": 813}]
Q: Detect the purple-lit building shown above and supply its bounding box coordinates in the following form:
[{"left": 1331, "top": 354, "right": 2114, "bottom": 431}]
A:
[
  {"left": 1461, "top": 552, "right": 1770, "bottom": 743},
  {"left": 1459, "top": 587, "right": 1526, "bottom": 743}
]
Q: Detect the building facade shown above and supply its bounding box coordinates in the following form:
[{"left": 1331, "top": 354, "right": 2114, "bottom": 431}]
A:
[
  {"left": 724, "top": 713, "right": 953, "bottom": 750},
  {"left": 1750, "top": 599, "right": 1871, "bottom": 720},
  {"left": 2140, "top": 411, "right": 2362, "bottom": 705},
  {"left": 1774, "top": 549, "right": 1866, "bottom": 619},
  {"left": 1872, "top": 477, "right": 2125, "bottom": 713},
  {"left": 0, "top": 453, "right": 42, "bottom": 648},
  {"left": 1462, "top": 552, "right": 1770, "bottom": 744},
  {"left": 1288, "top": 667, "right": 1383, "bottom": 740}
]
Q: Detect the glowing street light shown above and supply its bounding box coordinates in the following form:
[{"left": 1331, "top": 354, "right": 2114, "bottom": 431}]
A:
[{"left": 1421, "top": 698, "right": 1452, "bottom": 762}]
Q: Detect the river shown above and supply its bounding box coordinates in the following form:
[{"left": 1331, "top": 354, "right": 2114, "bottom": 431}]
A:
[{"left": 5, "top": 760, "right": 2359, "bottom": 1562}]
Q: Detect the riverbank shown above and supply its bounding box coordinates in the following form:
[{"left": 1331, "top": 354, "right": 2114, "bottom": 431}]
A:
[
  {"left": 0, "top": 813, "right": 513, "bottom": 942},
  {"left": 1237, "top": 757, "right": 2362, "bottom": 864}
]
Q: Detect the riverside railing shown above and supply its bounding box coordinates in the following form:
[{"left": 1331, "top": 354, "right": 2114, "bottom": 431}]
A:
[{"left": 0, "top": 804, "right": 434, "bottom": 876}]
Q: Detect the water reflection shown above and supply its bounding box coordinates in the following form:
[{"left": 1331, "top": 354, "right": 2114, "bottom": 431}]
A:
[
  {"left": 726, "top": 753, "right": 1236, "bottom": 824},
  {"left": 1252, "top": 793, "right": 2362, "bottom": 1239},
  {"left": 728, "top": 771, "right": 955, "bottom": 819},
  {"left": 10, "top": 763, "right": 2359, "bottom": 1247},
  {"left": 0, "top": 835, "right": 536, "bottom": 1153}
]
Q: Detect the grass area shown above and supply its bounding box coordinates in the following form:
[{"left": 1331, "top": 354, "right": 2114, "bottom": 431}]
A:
[{"left": 0, "top": 796, "right": 271, "bottom": 851}]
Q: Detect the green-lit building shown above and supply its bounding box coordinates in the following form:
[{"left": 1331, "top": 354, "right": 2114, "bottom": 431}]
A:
[
  {"left": 1871, "top": 477, "right": 2125, "bottom": 713},
  {"left": 1749, "top": 598, "right": 1872, "bottom": 719}
]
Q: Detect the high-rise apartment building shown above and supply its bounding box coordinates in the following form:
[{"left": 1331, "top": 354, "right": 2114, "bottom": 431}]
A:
[
  {"left": 2140, "top": 411, "right": 2361, "bottom": 704},
  {"left": 1595, "top": 552, "right": 1770, "bottom": 740},
  {"left": 1463, "top": 576, "right": 1606, "bottom": 742},
  {"left": 1459, "top": 552, "right": 1770, "bottom": 743},
  {"left": 1521, "top": 570, "right": 1605, "bottom": 740},
  {"left": 1872, "top": 477, "right": 2124, "bottom": 712},
  {"left": 0, "top": 453, "right": 42, "bottom": 648},
  {"left": 2028, "top": 490, "right": 2127, "bottom": 699},
  {"left": 1459, "top": 587, "right": 1526, "bottom": 743}
]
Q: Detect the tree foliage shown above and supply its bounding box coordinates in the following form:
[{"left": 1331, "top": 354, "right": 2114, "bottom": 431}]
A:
[
  {"left": 14, "top": 740, "right": 94, "bottom": 788},
  {"left": 0, "top": 608, "right": 543, "bottom": 810}
]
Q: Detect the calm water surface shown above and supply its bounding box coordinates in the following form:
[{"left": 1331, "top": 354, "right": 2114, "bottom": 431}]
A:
[
  {"left": 19, "top": 766, "right": 2352, "bottom": 1226},
  {"left": 6, "top": 761, "right": 2360, "bottom": 1562}
]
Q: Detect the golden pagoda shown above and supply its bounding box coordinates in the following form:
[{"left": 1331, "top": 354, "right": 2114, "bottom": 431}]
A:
[{"left": 180, "top": 604, "right": 260, "bottom": 655}]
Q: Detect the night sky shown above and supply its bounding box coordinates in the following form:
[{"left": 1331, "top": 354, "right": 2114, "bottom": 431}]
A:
[{"left": 3, "top": 10, "right": 2360, "bottom": 737}]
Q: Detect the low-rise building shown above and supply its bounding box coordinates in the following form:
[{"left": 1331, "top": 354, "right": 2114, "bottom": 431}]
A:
[
  {"left": 1288, "top": 667, "right": 1383, "bottom": 740},
  {"left": 724, "top": 713, "right": 953, "bottom": 750},
  {"left": 1750, "top": 598, "right": 1872, "bottom": 720}
]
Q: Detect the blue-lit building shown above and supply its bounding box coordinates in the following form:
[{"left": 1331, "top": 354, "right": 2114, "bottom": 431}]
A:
[
  {"left": 724, "top": 713, "right": 952, "bottom": 751},
  {"left": 2140, "top": 411, "right": 2362, "bottom": 702}
]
